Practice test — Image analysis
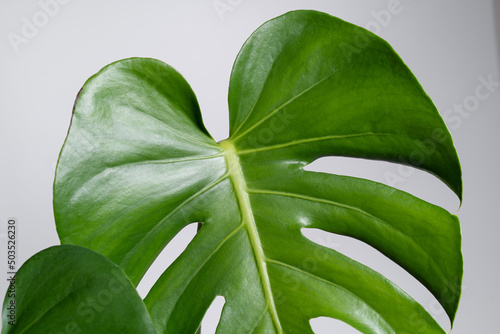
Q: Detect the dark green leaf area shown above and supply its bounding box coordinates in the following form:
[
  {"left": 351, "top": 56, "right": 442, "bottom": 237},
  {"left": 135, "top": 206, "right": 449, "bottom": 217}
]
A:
[
  {"left": 1, "top": 245, "right": 155, "bottom": 334},
  {"left": 229, "top": 10, "right": 461, "bottom": 199},
  {"left": 243, "top": 159, "right": 462, "bottom": 322}
]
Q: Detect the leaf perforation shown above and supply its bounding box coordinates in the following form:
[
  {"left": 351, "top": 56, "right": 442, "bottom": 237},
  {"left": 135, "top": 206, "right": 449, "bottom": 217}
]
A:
[
  {"left": 168, "top": 223, "right": 246, "bottom": 311},
  {"left": 266, "top": 258, "right": 393, "bottom": 332},
  {"left": 119, "top": 173, "right": 231, "bottom": 276},
  {"left": 246, "top": 188, "right": 449, "bottom": 296}
]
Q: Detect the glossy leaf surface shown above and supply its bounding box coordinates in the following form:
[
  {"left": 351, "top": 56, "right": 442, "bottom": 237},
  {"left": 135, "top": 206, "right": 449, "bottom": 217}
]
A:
[
  {"left": 54, "top": 10, "right": 462, "bottom": 334},
  {"left": 1, "top": 245, "right": 155, "bottom": 334}
]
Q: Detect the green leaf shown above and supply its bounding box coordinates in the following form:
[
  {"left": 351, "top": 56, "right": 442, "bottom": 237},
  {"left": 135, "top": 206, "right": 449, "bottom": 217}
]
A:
[
  {"left": 1, "top": 245, "right": 156, "bottom": 334},
  {"left": 54, "top": 10, "right": 462, "bottom": 334}
]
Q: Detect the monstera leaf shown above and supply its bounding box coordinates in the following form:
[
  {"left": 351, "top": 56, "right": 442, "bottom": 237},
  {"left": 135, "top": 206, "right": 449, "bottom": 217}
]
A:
[
  {"left": 2, "top": 245, "right": 155, "bottom": 333},
  {"left": 53, "top": 10, "right": 462, "bottom": 334}
]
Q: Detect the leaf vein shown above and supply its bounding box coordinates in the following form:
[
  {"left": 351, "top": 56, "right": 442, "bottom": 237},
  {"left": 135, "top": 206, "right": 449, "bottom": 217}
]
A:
[
  {"left": 167, "top": 223, "right": 245, "bottom": 321},
  {"left": 17, "top": 287, "right": 87, "bottom": 334},
  {"left": 265, "top": 258, "right": 393, "bottom": 331},
  {"left": 118, "top": 173, "right": 230, "bottom": 271},
  {"left": 237, "top": 132, "right": 397, "bottom": 155},
  {"left": 104, "top": 152, "right": 224, "bottom": 169},
  {"left": 247, "top": 189, "right": 444, "bottom": 285},
  {"left": 120, "top": 103, "right": 219, "bottom": 149},
  {"left": 232, "top": 74, "right": 333, "bottom": 142}
]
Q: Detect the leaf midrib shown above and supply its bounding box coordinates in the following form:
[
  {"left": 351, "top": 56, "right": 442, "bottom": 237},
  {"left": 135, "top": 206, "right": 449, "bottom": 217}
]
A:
[{"left": 220, "top": 139, "right": 283, "bottom": 334}]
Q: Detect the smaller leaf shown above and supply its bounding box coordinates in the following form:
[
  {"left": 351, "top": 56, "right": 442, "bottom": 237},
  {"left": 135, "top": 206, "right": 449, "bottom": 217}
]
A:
[{"left": 1, "top": 245, "right": 156, "bottom": 334}]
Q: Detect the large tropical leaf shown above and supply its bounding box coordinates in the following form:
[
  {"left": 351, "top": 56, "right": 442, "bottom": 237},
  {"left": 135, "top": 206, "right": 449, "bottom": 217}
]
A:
[
  {"left": 1, "top": 245, "right": 156, "bottom": 333},
  {"left": 53, "top": 10, "right": 462, "bottom": 334}
]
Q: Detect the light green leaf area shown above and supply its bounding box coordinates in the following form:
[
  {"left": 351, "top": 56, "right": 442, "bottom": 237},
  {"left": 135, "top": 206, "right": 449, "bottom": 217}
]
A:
[
  {"left": 1, "top": 245, "right": 156, "bottom": 334},
  {"left": 54, "top": 10, "right": 462, "bottom": 334}
]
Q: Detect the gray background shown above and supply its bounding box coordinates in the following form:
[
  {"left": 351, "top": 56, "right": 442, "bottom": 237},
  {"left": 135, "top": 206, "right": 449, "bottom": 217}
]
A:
[{"left": 1, "top": 0, "right": 499, "bottom": 332}]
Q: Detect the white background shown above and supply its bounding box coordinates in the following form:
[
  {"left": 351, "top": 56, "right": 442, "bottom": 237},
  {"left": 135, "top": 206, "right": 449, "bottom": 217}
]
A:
[{"left": 1, "top": 0, "right": 499, "bottom": 333}]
